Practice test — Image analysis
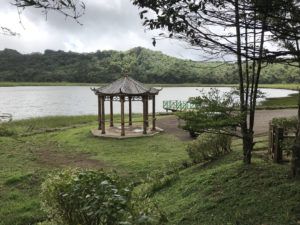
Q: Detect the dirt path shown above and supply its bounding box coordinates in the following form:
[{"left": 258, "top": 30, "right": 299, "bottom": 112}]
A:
[{"left": 157, "top": 109, "right": 298, "bottom": 140}]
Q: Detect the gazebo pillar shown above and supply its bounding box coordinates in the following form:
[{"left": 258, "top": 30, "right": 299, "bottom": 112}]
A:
[
  {"left": 98, "top": 95, "right": 102, "bottom": 130},
  {"left": 110, "top": 96, "right": 114, "bottom": 127},
  {"left": 120, "top": 96, "right": 125, "bottom": 136},
  {"left": 101, "top": 96, "right": 106, "bottom": 134},
  {"left": 152, "top": 95, "right": 156, "bottom": 131},
  {"left": 128, "top": 96, "right": 132, "bottom": 126},
  {"left": 145, "top": 96, "right": 149, "bottom": 127},
  {"left": 142, "top": 96, "right": 147, "bottom": 134}
]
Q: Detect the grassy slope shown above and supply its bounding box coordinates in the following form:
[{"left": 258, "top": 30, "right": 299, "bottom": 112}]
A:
[
  {"left": 1, "top": 116, "right": 300, "bottom": 225},
  {"left": 154, "top": 149, "right": 300, "bottom": 225}
]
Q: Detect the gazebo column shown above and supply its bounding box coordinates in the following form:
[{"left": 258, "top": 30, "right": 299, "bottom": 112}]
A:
[
  {"left": 142, "top": 96, "right": 147, "bottom": 134},
  {"left": 128, "top": 96, "right": 132, "bottom": 126},
  {"left": 121, "top": 96, "right": 125, "bottom": 136},
  {"left": 98, "top": 95, "right": 102, "bottom": 130},
  {"left": 110, "top": 96, "right": 114, "bottom": 127},
  {"left": 101, "top": 96, "right": 106, "bottom": 134},
  {"left": 145, "top": 96, "right": 149, "bottom": 127},
  {"left": 152, "top": 95, "right": 156, "bottom": 131}
]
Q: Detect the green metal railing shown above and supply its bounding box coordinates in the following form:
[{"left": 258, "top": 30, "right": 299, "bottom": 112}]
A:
[{"left": 163, "top": 100, "right": 196, "bottom": 112}]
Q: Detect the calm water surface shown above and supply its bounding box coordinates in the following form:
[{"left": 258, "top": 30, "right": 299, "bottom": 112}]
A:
[{"left": 0, "top": 86, "right": 297, "bottom": 120}]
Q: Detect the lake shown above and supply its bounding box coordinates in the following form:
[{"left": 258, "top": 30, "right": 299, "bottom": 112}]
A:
[{"left": 0, "top": 86, "right": 297, "bottom": 120}]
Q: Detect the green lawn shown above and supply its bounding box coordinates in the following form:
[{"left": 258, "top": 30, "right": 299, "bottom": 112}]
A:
[
  {"left": 0, "top": 115, "right": 188, "bottom": 225},
  {"left": 1, "top": 115, "right": 300, "bottom": 225}
]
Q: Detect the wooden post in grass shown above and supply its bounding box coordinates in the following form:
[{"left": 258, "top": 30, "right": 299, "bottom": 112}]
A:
[
  {"left": 268, "top": 122, "right": 273, "bottom": 154},
  {"left": 273, "top": 127, "right": 284, "bottom": 163}
]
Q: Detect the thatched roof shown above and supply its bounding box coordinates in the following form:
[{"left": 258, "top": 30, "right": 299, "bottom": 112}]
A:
[{"left": 92, "top": 76, "right": 160, "bottom": 96}]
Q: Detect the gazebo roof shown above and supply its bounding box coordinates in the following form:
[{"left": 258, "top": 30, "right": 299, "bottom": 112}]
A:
[{"left": 93, "top": 75, "right": 160, "bottom": 95}]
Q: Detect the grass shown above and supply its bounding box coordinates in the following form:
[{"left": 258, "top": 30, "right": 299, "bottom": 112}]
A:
[
  {"left": 153, "top": 148, "right": 300, "bottom": 225},
  {"left": 1, "top": 115, "right": 300, "bottom": 225},
  {"left": 259, "top": 93, "right": 298, "bottom": 108},
  {"left": 0, "top": 115, "right": 188, "bottom": 225}
]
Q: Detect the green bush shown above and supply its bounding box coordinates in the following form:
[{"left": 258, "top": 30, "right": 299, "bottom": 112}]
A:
[
  {"left": 40, "top": 169, "right": 166, "bottom": 225},
  {"left": 271, "top": 116, "right": 298, "bottom": 130},
  {"left": 186, "top": 133, "right": 232, "bottom": 163},
  {"left": 0, "top": 123, "right": 16, "bottom": 136}
]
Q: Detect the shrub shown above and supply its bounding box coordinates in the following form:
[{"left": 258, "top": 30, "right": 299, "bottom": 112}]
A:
[
  {"left": 271, "top": 116, "right": 297, "bottom": 130},
  {"left": 186, "top": 132, "right": 232, "bottom": 163},
  {"left": 0, "top": 123, "right": 16, "bottom": 136},
  {"left": 41, "top": 169, "right": 166, "bottom": 225}
]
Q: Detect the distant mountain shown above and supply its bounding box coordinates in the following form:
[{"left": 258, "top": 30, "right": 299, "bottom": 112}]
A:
[{"left": 0, "top": 47, "right": 298, "bottom": 84}]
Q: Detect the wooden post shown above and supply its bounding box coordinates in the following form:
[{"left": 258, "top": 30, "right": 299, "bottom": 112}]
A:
[
  {"left": 129, "top": 96, "right": 132, "bottom": 126},
  {"left": 98, "top": 95, "right": 102, "bottom": 130},
  {"left": 121, "top": 96, "right": 125, "bottom": 136},
  {"left": 152, "top": 95, "right": 156, "bottom": 131},
  {"left": 143, "top": 96, "right": 147, "bottom": 134},
  {"left": 268, "top": 122, "right": 273, "bottom": 154},
  {"left": 145, "top": 96, "right": 149, "bottom": 127},
  {"left": 110, "top": 96, "right": 114, "bottom": 127},
  {"left": 101, "top": 96, "right": 106, "bottom": 134},
  {"left": 274, "top": 127, "right": 284, "bottom": 163}
]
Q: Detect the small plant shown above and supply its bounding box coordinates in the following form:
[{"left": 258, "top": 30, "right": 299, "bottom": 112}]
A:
[
  {"left": 186, "top": 132, "right": 232, "bottom": 163},
  {"left": 40, "top": 168, "right": 166, "bottom": 225}
]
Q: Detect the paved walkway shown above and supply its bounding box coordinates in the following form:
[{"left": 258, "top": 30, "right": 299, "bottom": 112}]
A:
[{"left": 156, "top": 109, "right": 298, "bottom": 140}]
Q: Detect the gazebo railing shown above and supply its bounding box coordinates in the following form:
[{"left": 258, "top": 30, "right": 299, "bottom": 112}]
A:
[{"left": 163, "top": 100, "right": 196, "bottom": 112}]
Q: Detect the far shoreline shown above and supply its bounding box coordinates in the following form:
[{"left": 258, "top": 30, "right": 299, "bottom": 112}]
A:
[{"left": 0, "top": 82, "right": 299, "bottom": 90}]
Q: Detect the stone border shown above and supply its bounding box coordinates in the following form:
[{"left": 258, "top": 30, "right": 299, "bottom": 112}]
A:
[{"left": 91, "top": 127, "right": 164, "bottom": 139}]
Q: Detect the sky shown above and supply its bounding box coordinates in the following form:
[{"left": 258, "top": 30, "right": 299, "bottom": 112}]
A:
[{"left": 0, "top": 0, "right": 204, "bottom": 60}]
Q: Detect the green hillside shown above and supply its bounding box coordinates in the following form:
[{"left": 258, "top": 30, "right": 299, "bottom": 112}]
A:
[{"left": 0, "top": 47, "right": 299, "bottom": 84}]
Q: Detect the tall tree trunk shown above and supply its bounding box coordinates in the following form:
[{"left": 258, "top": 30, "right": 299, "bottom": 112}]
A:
[
  {"left": 292, "top": 90, "right": 300, "bottom": 178},
  {"left": 292, "top": 39, "right": 300, "bottom": 178},
  {"left": 235, "top": 0, "right": 252, "bottom": 163}
]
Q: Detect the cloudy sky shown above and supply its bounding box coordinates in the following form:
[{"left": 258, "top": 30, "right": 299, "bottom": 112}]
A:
[{"left": 0, "top": 0, "right": 204, "bottom": 60}]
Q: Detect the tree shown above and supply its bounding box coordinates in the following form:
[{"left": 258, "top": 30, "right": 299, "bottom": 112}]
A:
[
  {"left": 264, "top": 0, "right": 300, "bottom": 178},
  {"left": 132, "top": 0, "right": 288, "bottom": 164},
  {"left": 0, "top": 0, "right": 85, "bottom": 37}
]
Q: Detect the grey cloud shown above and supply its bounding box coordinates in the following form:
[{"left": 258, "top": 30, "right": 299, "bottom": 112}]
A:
[{"left": 0, "top": 0, "right": 206, "bottom": 60}]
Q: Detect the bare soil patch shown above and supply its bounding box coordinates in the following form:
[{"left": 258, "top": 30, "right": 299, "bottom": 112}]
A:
[{"left": 34, "top": 148, "right": 108, "bottom": 169}]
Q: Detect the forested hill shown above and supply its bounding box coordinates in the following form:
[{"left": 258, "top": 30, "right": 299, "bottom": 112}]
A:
[{"left": 0, "top": 47, "right": 299, "bottom": 84}]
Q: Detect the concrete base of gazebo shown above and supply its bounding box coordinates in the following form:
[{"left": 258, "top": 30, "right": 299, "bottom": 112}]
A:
[{"left": 91, "top": 126, "right": 163, "bottom": 139}]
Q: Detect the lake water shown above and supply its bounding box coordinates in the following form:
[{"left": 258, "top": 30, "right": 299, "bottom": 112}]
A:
[{"left": 0, "top": 86, "right": 297, "bottom": 120}]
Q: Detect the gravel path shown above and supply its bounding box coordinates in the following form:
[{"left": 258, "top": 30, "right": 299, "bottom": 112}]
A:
[
  {"left": 253, "top": 109, "right": 297, "bottom": 135},
  {"left": 157, "top": 109, "right": 298, "bottom": 140}
]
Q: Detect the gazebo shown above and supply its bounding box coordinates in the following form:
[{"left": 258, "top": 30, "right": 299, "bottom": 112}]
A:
[{"left": 91, "top": 75, "right": 161, "bottom": 137}]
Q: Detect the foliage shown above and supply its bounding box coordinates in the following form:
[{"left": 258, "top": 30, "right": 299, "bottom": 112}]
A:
[
  {"left": 0, "top": 123, "right": 16, "bottom": 136},
  {"left": 186, "top": 133, "right": 232, "bottom": 163},
  {"left": 1, "top": 48, "right": 300, "bottom": 84},
  {"left": 178, "top": 88, "right": 240, "bottom": 137},
  {"left": 271, "top": 116, "right": 298, "bottom": 130},
  {"left": 41, "top": 168, "right": 166, "bottom": 225}
]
